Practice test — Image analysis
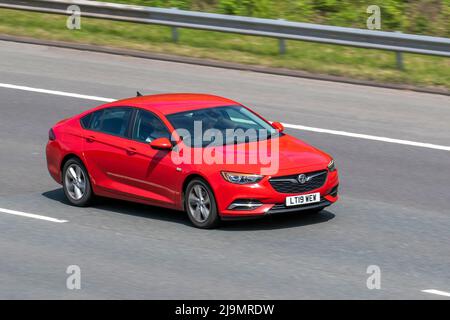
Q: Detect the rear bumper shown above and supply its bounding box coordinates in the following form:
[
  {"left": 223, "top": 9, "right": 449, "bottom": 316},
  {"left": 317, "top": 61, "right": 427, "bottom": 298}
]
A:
[{"left": 46, "top": 141, "right": 63, "bottom": 184}]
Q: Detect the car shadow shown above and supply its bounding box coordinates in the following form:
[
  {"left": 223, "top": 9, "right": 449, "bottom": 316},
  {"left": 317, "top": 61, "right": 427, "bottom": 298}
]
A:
[
  {"left": 219, "top": 210, "right": 335, "bottom": 231},
  {"left": 42, "top": 188, "right": 192, "bottom": 226},
  {"left": 42, "top": 188, "right": 335, "bottom": 230}
]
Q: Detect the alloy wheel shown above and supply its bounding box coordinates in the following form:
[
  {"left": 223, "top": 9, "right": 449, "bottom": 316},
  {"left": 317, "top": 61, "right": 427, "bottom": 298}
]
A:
[
  {"left": 64, "top": 164, "right": 87, "bottom": 200},
  {"left": 188, "top": 184, "right": 211, "bottom": 223}
]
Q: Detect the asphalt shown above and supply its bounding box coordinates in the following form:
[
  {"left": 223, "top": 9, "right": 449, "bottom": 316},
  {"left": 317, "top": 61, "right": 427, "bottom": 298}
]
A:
[{"left": 0, "top": 40, "right": 449, "bottom": 299}]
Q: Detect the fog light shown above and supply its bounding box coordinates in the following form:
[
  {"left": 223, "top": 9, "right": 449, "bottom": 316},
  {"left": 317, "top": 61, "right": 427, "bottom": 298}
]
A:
[
  {"left": 329, "top": 185, "right": 339, "bottom": 197},
  {"left": 228, "top": 200, "right": 263, "bottom": 210}
]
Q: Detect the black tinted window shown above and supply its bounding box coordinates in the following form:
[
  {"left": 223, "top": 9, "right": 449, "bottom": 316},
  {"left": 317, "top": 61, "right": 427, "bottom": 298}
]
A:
[
  {"left": 80, "top": 113, "right": 92, "bottom": 128},
  {"left": 90, "top": 108, "right": 132, "bottom": 137},
  {"left": 132, "top": 110, "right": 170, "bottom": 143},
  {"left": 90, "top": 110, "right": 104, "bottom": 130}
]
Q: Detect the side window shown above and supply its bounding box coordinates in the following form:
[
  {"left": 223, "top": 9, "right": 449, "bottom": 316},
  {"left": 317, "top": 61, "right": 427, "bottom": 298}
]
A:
[
  {"left": 90, "top": 110, "right": 104, "bottom": 131},
  {"left": 132, "top": 110, "right": 170, "bottom": 143},
  {"left": 90, "top": 108, "right": 132, "bottom": 137},
  {"left": 80, "top": 113, "right": 92, "bottom": 128}
]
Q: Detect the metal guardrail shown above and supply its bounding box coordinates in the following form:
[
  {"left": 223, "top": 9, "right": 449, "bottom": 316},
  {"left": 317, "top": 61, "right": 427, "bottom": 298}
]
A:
[{"left": 1, "top": 0, "right": 449, "bottom": 65}]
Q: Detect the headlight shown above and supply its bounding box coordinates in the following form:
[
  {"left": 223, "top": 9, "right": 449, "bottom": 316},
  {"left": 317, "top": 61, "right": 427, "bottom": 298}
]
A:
[
  {"left": 327, "top": 159, "right": 336, "bottom": 172},
  {"left": 221, "top": 171, "right": 263, "bottom": 184}
]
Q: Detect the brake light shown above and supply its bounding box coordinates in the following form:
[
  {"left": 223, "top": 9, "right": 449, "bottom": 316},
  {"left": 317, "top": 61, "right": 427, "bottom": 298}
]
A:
[{"left": 49, "top": 128, "right": 56, "bottom": 141}]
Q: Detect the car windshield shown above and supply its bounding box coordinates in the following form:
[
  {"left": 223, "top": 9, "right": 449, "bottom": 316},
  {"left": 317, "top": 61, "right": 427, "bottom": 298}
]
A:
[{"left": 166, "top": 105, "right": 280, "bottom": 147}]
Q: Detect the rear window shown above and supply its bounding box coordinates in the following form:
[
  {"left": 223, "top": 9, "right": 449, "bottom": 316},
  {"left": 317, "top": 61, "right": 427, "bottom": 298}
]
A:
[{"left": 80, "top": 113, "right": 92, "bottom": 128}]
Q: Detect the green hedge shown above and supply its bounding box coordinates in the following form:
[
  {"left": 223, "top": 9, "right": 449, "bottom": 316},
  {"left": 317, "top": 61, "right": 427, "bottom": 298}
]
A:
[{"left": 102, "top": 0, "right": 450, "bottom": 37}]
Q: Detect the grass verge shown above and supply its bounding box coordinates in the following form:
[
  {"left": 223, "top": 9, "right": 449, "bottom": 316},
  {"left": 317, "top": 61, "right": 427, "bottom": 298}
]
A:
[{"left": 0, "top": 8, "right": 449, "bottom": 90}]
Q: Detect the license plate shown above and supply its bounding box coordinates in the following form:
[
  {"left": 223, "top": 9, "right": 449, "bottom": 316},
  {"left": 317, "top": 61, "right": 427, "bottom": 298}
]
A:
[{"left": 285, "top": 192, "right": 320, "bottom": 206}]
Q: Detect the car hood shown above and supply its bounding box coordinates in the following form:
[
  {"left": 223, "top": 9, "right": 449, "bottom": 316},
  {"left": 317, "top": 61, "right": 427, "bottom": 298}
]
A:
[
  {"left": 271, "top": 134, "right": 330, "bottom": 169},
  {"left": 188, "top": 134, "right": 331, "bottom": 176}
]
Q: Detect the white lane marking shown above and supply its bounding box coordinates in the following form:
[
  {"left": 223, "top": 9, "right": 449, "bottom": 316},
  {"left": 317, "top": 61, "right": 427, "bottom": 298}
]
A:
[
  {"left": 1, "top": 82, "right": 450, "bottom": 152},
  {"left": 0, "top": 83, "right": 114, "bottom": 102},
  {"left": 0, "top": 207, "right": 68, "bottom": 223},
  {"left": 422, "top": 289, "right": 450, "bottom": 297},
  {"left": 283, "top": 123, "right": 450, "bottom": 152}
]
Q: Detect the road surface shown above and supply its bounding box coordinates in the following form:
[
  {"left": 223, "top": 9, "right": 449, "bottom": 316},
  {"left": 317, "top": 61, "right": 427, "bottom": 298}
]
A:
[{"left": 0, "top": 40, "right": 449, "bottom": 299}]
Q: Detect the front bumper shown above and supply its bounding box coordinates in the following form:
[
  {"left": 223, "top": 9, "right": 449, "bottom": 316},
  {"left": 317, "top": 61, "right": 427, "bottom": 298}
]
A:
[
  {"left": 265, "top": 196, "right": 333, "bottom": 215},
  {"left": 214, "top": 168, "right": 339, "bottom": 217}
]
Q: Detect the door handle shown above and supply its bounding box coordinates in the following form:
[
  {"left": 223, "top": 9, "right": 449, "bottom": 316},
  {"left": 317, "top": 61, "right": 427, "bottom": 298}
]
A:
[
  {"left": 126, "top": 147, "right": 137, "bottom": 155},
  {"left": 86, "top": 135, "right": 96, "bottom": 143}
]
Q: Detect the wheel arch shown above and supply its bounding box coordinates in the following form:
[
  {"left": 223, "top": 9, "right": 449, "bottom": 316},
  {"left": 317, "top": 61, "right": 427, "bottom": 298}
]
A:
[
  {"left": 60, "top": 153, "right": 84, "bottom": 173},
  {"left": 60, "top": 153, "right": 94, "bottom": 206},
  {"left": 181, "top": 173, "right": 215, "bottom": 211}
]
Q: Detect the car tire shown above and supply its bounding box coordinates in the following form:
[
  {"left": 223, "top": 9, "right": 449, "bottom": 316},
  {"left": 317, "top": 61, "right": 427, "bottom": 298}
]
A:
[
  {"left": 185, "top": 178, "right": 220, "bottom": 229},
  {"left": 62, "top": 158, "right": 93, "bottom": 207}
]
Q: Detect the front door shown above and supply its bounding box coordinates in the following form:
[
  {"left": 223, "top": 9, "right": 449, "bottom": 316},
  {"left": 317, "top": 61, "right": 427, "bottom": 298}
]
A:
[{"left": 112, "top": 109, "right": 179, "bottom": 207}]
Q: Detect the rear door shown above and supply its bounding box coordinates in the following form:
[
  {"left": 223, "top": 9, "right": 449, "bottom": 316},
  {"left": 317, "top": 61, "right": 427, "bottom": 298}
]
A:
[{"left": 81, "top": 107, "right": 135, "bottom": 192}]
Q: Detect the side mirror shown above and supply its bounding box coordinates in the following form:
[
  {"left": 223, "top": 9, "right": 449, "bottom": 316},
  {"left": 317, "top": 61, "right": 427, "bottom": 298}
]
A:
[
  {"left": 150, "top": 137, "right": 172, "bottom": 150},
  {"left": 272, "top": 121, "right": 284, "bottom": 132}
]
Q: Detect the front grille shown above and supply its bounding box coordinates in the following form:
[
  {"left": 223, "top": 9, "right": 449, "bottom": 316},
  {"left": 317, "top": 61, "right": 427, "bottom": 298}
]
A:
[{"left": 269, "top": 170, "right": 327, "bottom": 194}]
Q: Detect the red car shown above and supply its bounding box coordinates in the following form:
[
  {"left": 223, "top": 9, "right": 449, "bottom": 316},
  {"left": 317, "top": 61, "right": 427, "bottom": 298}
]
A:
[{"left": 46, "top": 94, "right": 339, "bottom": 228}]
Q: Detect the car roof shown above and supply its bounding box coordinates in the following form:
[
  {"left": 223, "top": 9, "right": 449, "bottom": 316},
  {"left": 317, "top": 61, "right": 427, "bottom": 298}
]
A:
[{"left": 104, "top": 93, "right": 240, "bottom": 115}]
